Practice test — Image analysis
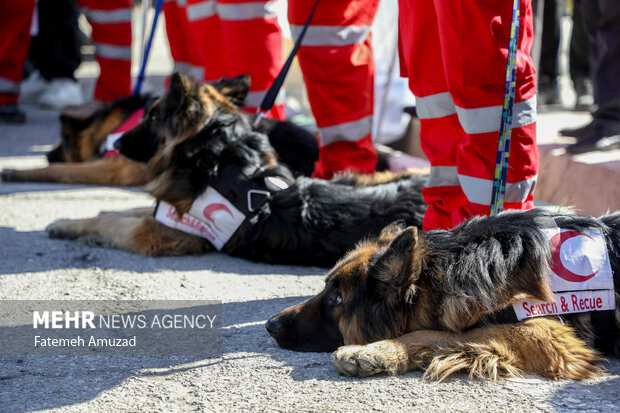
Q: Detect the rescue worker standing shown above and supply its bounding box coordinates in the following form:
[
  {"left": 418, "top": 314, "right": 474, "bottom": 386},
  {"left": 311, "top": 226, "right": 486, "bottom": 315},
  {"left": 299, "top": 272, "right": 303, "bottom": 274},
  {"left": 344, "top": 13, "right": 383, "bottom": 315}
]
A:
[
  {"left": 399, "top": 0, "right": 539, "bottom": 230},
  {"left": 0, "top": 0, "right": 35, "bottom": 123},
  {"left": 289, "top": 0, "right": 379, "bottom": 179}
]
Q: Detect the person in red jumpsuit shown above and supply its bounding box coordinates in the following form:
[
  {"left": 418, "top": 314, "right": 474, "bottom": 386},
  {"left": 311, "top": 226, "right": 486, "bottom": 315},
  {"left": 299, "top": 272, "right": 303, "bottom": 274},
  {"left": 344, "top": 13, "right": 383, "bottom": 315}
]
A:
[
  {"left": 399, "top": 0, "right": 539, "bottom": 230},
  {"left": 165, "top": 0, "right": 379, "bottom": 177},
  {"left": 0, "top": 0, "right": 35, "bottom": 123}
]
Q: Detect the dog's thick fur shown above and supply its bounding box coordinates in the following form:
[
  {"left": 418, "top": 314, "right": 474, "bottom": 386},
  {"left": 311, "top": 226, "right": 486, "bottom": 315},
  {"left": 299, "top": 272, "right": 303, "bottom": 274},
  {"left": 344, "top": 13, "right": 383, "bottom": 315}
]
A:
[
  {"left": 267, "top": 209, "right": 620, "bottom": 379},
  {"left": 45, "top": 73, "right": 428, "bottom": 266},
  {"left": 1, "top": 75, "right": 318, "bottom": 185}
]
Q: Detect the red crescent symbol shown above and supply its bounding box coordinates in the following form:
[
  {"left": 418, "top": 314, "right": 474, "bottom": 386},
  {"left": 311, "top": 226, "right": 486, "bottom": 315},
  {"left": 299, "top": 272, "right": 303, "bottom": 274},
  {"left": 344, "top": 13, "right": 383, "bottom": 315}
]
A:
[
  {"left": 549, "top": 231, "right": 599, "bottom": 282},
  {"left": 203, "top": 203, "right": 233, "bottom": 232}
]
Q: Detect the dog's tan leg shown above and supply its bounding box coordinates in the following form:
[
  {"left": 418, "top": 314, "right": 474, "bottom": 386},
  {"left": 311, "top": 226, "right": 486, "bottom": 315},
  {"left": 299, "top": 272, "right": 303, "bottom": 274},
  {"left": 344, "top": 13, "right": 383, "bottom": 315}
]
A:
[
  {"left": 1, "top": 157, "right": 147, "bottom": 186},
  {"left": 332, "top": 318, "right": 603, "bottom": 380},
  {"left": 47, "top": 214, "right": 209, "bottom": 256}
]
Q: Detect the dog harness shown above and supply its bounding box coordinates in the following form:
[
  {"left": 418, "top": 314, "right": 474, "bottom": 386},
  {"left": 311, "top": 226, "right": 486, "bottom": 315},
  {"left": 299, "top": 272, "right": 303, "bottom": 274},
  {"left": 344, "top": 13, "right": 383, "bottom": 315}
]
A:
[
  {"left": 511, "top": 227, "right": 615, "bottom": 320},
  {"left": 154, "top": 163, "right": 289, "bottom": 250},
  {"left": 99, "top": 108, "right": 145, "bottom": 158},
  {"left": 480, "top": 226, "right": 617, "bottom": 351}
]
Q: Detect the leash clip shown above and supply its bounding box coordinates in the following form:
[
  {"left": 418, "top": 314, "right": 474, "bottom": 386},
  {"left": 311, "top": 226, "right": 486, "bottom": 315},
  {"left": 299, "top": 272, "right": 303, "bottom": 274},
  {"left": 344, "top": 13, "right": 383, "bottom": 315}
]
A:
[{"left": 247, "top": 189, "right": 271, "bottom": 212}]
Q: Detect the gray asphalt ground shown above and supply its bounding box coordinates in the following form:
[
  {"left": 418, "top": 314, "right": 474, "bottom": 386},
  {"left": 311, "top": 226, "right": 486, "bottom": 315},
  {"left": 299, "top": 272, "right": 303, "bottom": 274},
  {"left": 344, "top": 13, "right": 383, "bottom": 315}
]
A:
[{"left": 0, "top": 99, "right": 619, "bottom": 413}]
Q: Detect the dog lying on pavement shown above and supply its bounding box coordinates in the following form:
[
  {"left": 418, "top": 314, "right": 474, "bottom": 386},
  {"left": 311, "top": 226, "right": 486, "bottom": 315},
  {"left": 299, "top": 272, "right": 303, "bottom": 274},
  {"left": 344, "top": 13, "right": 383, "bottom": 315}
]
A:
[
  {"left": 1, "top": 75, "right": 318, "bottom": 185},
  {"left": 267, "top": 208, "right": 620, "bottom": 379},
  {"left": 45, "top": 73, "right": 428, "bottom": 266}
]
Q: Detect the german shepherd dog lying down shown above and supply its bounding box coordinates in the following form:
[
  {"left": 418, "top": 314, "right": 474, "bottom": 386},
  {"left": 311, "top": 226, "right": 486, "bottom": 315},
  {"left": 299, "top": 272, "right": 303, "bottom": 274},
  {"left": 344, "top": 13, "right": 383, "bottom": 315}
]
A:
[
  {"left": 45, "top": 73, "right": 428, "bottom": 266},
  {"left": 1, "top": 95, "right": 151, "bottom": 186},
  {"left": 1, "top": 75, "right": 318, "bottom": 185},
  {"left": 267, "top": 209, "right": 620, "bottom": 379}
]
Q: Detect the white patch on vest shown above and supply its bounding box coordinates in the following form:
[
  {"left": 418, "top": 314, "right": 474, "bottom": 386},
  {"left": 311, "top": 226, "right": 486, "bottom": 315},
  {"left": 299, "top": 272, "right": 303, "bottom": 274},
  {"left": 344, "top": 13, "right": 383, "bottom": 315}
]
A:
[
  {"left": 104, "top": 132, "right": 123, "bottom": 152},
  {"left": 155, "top": 187, "right": 246, "bottom": 250},
  {"left": 513, "top": 228, "right": 615, "bottom": 320}
]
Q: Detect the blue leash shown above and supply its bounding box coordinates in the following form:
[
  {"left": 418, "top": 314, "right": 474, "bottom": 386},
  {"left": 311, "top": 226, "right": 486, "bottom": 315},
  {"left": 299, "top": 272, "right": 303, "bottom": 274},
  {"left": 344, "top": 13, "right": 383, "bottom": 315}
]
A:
[
  {"left": 490, "top": 0, "right": 521, "bottom": 215},
  {"left": 133, "top": 0, "right": 165, "bottom": 96}
]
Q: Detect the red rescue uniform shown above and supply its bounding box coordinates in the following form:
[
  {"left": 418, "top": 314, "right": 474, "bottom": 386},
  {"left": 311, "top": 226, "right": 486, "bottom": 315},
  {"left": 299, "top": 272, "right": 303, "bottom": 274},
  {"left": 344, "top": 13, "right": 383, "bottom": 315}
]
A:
[{"left": 399, "top": 0, "right": 539, "bottom": 230}]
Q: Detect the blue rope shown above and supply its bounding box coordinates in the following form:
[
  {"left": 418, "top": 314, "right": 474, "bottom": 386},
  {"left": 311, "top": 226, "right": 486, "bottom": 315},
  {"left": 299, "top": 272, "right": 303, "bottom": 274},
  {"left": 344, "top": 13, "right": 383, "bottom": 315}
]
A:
[
  {"left": 490, "top": 0, "right": 521, "bottom": 215},
  {"left": 133, "top": 0, "right": 165, "bottom": 96}
]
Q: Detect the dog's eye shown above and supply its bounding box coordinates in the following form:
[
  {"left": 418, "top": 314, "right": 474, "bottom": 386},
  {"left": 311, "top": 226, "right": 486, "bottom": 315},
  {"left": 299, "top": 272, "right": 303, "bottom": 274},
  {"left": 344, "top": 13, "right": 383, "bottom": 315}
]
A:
[{"left": 332, "top": 294, "right": 342, "bottom": 305}]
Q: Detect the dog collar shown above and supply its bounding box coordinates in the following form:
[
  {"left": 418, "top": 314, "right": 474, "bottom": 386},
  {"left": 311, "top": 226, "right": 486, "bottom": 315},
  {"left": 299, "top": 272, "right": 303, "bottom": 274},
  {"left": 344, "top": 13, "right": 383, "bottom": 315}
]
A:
[{"left": 154, "top": 164, "right": 289, "bottom": 250}]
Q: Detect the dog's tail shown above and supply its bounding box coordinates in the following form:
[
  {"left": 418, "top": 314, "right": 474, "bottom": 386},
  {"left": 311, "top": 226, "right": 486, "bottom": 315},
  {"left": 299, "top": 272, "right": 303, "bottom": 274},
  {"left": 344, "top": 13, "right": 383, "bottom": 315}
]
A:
[{"left": 599, "top": 212, "right": 620, "bottom": 357}]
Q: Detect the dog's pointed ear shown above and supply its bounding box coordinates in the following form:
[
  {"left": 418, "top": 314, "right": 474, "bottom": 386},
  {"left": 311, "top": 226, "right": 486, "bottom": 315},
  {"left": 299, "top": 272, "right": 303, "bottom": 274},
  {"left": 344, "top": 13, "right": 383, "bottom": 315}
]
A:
[
  {"left": 369, "top": 227, "right": 418, "bottom": 301},
  {"left": 378, "top": 220, "right": 407, "bottom": 243},
  {"left": 168, "top": 72, "right": 192, "bottom": 107},
  {"left": 60, "top": 113, "right": 90, "bottom": 133},
  {"left": 212, "top": 75, "right": 251, "bottom": 106}
]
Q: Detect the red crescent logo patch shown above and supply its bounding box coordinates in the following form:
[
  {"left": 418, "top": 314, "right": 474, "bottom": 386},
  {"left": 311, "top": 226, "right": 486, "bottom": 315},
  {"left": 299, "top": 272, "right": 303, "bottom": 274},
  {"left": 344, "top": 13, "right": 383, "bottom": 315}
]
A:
[
  {"left": 549, "top": 231, "right": 600, "bottom": 283},
  {"left": 203, "top": 203, "right": 234, "bottom": 232}
]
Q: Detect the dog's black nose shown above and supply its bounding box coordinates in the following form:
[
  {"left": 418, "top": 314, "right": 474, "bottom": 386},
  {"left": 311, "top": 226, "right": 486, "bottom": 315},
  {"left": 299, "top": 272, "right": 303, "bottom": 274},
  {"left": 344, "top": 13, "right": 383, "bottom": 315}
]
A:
[{"left": 265, "top": 317, "right": 283, "bottom": 337}]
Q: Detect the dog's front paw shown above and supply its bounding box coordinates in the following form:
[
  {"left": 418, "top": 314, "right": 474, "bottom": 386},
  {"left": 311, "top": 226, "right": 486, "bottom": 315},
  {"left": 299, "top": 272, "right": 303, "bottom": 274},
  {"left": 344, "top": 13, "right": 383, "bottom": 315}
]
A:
[
  {"left": 331, "top": 340, "right": 410, "bottom": 378},
  {"left": 46, "top": 220, "right": 81, "bottom": 240}
]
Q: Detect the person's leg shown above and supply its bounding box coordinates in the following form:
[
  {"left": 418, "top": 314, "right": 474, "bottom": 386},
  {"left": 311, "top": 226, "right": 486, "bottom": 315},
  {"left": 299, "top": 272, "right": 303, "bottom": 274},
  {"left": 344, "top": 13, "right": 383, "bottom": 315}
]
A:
[
  {"left": 588, "top": 0, "right": 620, "bottom": 130},
  {"left": 217, "top": 0, "right": 284, "bottom": 119},
  {"left": 435, "top": 0, "right": 538, "bottom": 225},
  {"left": 537, "top": 0, "right": 561, "bottom": 105},
  {"left": 81, "top": 0, "right": 133, "bottom": 102},
  {"left": 33, "top": 0, "right": 84, "bottom": 109},
  {"left": 569, "top": 0, "right": 593, "bottom": 109},
  {"left": 0, "top": 0, "right": 34, "bottom": 122},
  {"left": 165, "top": 0, "right": 205, "bottom": 82},
  {"left": 185, "top": 0, "right": 229, "bottom": 83},
  {"left": 399, "top": 0, "right": 465, "bottom": 230},
  {"left": 566, "top": 0, "right": 620, "bottom": 153},
  {"left": 290, "top": 0, "right": 379, "bottom": 179}
]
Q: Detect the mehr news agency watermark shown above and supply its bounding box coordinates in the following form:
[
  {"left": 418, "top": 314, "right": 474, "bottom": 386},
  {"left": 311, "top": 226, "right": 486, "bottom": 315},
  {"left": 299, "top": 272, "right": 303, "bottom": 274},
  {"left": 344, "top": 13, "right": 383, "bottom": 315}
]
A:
[{"left": 0, "top": 301, "right": 222, "bottom": 356}]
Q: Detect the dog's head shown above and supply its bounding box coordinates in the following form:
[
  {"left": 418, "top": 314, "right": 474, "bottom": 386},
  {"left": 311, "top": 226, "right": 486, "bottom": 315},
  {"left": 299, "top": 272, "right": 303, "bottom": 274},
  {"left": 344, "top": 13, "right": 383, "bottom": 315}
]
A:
[
  {"left": 126, "top": 72, "right": 291, "bottom": 215},
  {"left": 266, "top": 221, "right": 421, "bottom": 352},
  {"left": 47, "top": 95, "right": 149, "bottom": 163},
  {"left": 115, "top": 73, "right": 252, "bottom": 164}
]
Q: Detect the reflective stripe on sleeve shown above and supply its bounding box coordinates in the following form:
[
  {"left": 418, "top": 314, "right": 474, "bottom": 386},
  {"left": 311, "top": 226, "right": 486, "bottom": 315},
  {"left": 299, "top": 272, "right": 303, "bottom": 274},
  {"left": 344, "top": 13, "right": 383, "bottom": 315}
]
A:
[{"left": 425, "top": 166, "right": 459, "bottom": 188}]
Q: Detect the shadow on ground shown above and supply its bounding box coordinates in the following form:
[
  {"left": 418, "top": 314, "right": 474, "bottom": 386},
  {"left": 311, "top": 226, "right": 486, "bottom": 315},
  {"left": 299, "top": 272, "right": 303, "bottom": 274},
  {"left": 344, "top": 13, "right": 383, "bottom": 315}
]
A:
[{"left": 0, "top": 227, "right": 327, "bottom": 276}]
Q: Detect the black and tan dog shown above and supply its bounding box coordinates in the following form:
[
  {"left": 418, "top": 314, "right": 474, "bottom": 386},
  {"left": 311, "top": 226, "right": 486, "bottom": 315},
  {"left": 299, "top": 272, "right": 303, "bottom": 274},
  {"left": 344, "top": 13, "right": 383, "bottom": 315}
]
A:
[
  {"left": 1, "top": 95, "right": 151, "bottom": 186},
  {"left": 267, "top": 208, "right": 620, "bottom": 379},
  {"left": 45, "top": 73, "right": 428, "bottom": 266},
  {"left": 1, "top": 75, "right": 318, "bottom": 185}
]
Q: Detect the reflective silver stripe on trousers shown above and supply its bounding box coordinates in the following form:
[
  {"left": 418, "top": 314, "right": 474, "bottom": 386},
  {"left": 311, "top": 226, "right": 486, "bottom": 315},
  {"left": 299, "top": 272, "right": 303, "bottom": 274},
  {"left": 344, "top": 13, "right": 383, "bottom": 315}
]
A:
[
  {"left": 187, "top": 1, "right": 276, "bottom": 21},
  {"left": 95, "top": 43, "right": 132, "bottom": 60},
  {"left": 186, "top": 1, "right": 215, "bottom": 21},
  {"left": 319, "top": 115, "right": 372, "bottom": 146},
  {"left": 290, "top": 25, "right": 370, "bottom": 47},
  {"left": 0, "top": 77, "right": 20, "bottom": 94},
  {"left": 425, "top": 166, "right": 459, "bottom": 188},
  {"left": 415, "top": 92, "right": 456, "bottom": 119},
  {"left": 218, "top": 2, "right": 277, "bottom": 20},
  {"left": 243, "top": 89, "right": 286, "bottom": 108},
  {"left": 456, "top": 95, "right": 537, "bottom": 135},
  {"left": 458, "top": 174, "right": 537, "bottom": 205},
  {"left": 172, "top": 62, "right": 205, "bottom": 81},
  {"left": 83, "top": 8, "right": 132, "bottom": 24},
  {"left": 415, "top": 92, "right": 537, "bottom": 134}
]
